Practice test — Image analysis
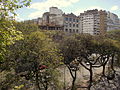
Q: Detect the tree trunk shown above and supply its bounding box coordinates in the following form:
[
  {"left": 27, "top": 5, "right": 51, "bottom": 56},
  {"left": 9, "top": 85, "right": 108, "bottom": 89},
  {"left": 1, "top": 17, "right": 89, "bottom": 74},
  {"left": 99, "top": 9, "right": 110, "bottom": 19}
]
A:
[
  {"left": 34, "top": 62, "right": 41, "bottom": 90},
  {"left": 102, "top": 64, "right": 106, "bottom": 76},
  {"left": 71, "top": 71, "right": 77, "bottom": 90},
  {"left": 88, "top": 64, "right": 93, "bottom": 90},
  {"left": 102, "top": 56, "right": 109, "bottom": 77},
  {"left": 67, "top": 66, "right": 77, "bottom": 90},
  {"left": 64, "top": 66, "right": 66, "bottom": 89},
  {"left": 45, "top": 81, "right": 48, "bottom": 90},
  {"left": 36, "top": 72, "right": 41, "bottom": 90},
  {"left": 111, "top": 54, "right": 115, "bottom": 72}
]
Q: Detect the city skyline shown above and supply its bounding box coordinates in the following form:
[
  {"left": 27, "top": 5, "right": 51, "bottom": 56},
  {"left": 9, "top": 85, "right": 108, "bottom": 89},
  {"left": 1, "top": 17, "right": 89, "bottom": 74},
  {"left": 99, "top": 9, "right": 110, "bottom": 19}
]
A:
[
  {"left": 30, "top": 7, "right": 120, "bottom": 35},
  {"left": 16, "top": 0, "right": 120, "bottom": 21}
]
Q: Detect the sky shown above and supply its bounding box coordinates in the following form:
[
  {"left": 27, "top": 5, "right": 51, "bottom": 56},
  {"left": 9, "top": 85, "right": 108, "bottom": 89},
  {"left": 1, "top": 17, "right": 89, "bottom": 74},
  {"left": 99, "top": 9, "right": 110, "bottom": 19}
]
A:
[{"left": 15, "top": 0, "right": 120, "bottom": 21}]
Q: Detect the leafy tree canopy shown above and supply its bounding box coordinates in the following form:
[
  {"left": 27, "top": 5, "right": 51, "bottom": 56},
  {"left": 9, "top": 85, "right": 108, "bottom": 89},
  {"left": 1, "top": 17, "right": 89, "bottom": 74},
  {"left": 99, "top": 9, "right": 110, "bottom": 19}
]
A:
[{"left": 0, "top": 0, "right": 31, "bottom": 63}]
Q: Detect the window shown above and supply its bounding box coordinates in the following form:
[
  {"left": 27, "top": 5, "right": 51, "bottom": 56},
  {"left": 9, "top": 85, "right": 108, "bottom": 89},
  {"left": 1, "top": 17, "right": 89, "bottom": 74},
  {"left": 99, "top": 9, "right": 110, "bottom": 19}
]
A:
[
  {"left": 65, "top": 23, "right": 68, "bottom": 27},
  {"left": 65, "top": 17, "right": 68, "bottom": 21},
  {"left": 69, "top": 23, "right": 72, "bottom": 27},
  {"left": 69, "top": 29, "right": 72, "bottom": 33},
  {"left": 73, "top": 29, "right": 75, "bottom": 32},
  {"left": 73, "top": 24, "right": 75, "bottom": 27},
  {"left": 65, "top": 29, "right": 68, "bottom": 32},
  {"left": 73, "top": 19, "right": 75, "bottom": 22},
  {"left": 76, "top": 19, "right": 79, "bottom": 22},
  {"left": 69, "top": 18, "right": 72, "bottom": 21},
  {"left": 76, "top": 24, "right": 79, "bottom": 27},
  {"left": 76, "top": 29, "right": 78, "bottom": 33}
]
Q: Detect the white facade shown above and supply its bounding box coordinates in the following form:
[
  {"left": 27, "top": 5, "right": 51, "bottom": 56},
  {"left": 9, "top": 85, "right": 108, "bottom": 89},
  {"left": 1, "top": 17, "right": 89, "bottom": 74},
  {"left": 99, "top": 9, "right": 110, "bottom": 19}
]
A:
[
  {"left": 42, "top": 12, "right": 49, "bottom": 25},
  {"left": 80, "top": 10, "right": 101, "bottom": 35},
  {"left": 107, "top": 12, "right": 119, "bottom": 24},
  {"left": 55, "top": 15, "right": 64, "bottom": 26},
  {"left": 38, "top": 18, "right": 43, "bottom": 25},
  {"left": 49, "top": 7, "right": 63, "bottom": 16},
  {"left": 82, "top": 14, "right": 94, "bottom": 35},
  {"left": 107, "top": 12, "right": 120, "bottom": 31},
  {"left": 49, "top": 14, "right": 64, "bottom": 26},
  {"left": 49, "top": 7, "right": 64, "bottom": 26}
]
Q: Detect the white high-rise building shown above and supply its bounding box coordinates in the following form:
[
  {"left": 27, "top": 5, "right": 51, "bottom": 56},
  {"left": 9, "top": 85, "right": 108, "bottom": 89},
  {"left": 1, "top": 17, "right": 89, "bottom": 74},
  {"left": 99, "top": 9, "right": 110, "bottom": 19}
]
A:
[
  {"left": 107, "top": 12, "right": 120, "bottom": 31},
  {"left": 80, "top": 9, "right": 107, "bottom": 35}
]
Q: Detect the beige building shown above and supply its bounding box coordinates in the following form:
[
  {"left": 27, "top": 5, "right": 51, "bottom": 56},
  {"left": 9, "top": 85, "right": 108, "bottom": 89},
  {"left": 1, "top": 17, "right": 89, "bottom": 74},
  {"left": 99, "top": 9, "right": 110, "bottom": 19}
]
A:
[
  {"left": 80, "top": 9, "right": 107, "bottom": 35},
  {"left": 99, "top": 10, "right": 107, "bottom": 35}
]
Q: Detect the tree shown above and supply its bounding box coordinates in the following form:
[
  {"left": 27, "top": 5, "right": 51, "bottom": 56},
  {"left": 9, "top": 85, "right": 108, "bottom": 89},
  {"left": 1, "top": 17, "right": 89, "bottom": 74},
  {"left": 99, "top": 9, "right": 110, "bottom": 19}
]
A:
[
  {"left": 107, "top": 30, "right": 120, "bottom": 41},
  {"left": 77, "top": 34, "right": 120, "bottom": 90},
  {"left": 14, "top": 21, "right": 39, "bottom": 35},
  {"left": 75, "top": 34, "right": 101, "bottom": 90},
  {"left": 0, "top": 0, "right": 31, "bottom": 18},
  {"left": 0, "top": 0, "right": 31, "bottom": 67},
  {"left": 60, "top": 34, "right": 82, "bottom": 90},
  {"left": 0, "top": 19, "right": 23, "bottom": 69},
  {"left": 107, "top": 30, "right": 120, "bottom": 67},
  {"left": 8, "top": 31, "right": 63, "bottom": 90},
  {"left": 60, "top": 33, "right": 120, "bottom": 90}
]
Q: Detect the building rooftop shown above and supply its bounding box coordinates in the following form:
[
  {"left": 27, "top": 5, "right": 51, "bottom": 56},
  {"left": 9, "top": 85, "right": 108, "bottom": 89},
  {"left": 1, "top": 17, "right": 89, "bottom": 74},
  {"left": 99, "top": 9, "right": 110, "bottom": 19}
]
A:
[{"left": 63, "top": 13, "right": 79, "bottom": 18}]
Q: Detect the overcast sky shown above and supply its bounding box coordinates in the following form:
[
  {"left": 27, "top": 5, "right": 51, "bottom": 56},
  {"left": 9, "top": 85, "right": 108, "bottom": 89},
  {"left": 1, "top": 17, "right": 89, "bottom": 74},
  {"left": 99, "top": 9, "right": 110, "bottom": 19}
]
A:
[{"left": 16, "top": 0, "right": 120, "bottom": 21}]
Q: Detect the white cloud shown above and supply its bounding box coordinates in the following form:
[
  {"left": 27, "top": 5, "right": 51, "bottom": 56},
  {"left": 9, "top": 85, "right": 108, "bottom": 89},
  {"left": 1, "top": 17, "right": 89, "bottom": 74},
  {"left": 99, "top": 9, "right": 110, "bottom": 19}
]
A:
[
  {"left": 28, "top": 0, "right": 80, "bottom": 19},
  {"left": 28, "top": 11, "right": 43, "bottom": 19},
  {"left": 111, "top": 5, "right": 119, "bottom": 11},
  {"left": 73, "top": 6, "right": 104, "bottom": 16},
  {"left": 29, "top": 0, "right": 80, "bottom": 10},
  {"left": 29, "top": 5, "right": 104, "bottom": 17},
  {"left": 73, "top": 9, "right": 84, "bottom": 15},
  {"left": 70, "top": 0, "right": 80, "bottom": 3}
]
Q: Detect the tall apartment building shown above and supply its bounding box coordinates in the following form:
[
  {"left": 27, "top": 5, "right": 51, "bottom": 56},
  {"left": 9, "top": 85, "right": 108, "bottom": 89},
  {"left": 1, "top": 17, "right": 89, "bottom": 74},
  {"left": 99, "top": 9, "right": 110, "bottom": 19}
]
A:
[
  {"left": 99, "top": 10, "right": 107, "bottom": 35},
  {"left": 80, "top": 9, "right": 107, "bottom": 35},
  {"left": 107, "top": 12, "right": 120, "bottom": 31}
]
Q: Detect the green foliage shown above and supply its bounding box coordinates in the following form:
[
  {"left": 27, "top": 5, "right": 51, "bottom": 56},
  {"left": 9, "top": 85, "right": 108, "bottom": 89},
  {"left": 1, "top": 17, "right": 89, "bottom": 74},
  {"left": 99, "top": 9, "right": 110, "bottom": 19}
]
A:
[
  {"left": 0, "top": 70, "right": 21, "bottom": 90},
  {"left": 8, "top": 31, "right": 63, "bottom": 89},
  {"left": 107, "top": 30, "right": 120, "bottom": 67},
  {"left": 14, "top": 85, "right": 24, "bottom": 90},
  {"left": 14, "top": 22, "right": 39, "bottom": 35},
  {"left": 61, "top": 34, "right": 82, "bottom": 64},
  {"left": 0, "top": 0, "right": 31, "bottom": 18},
  {"left": 0, "top": 19, "right": 23, "bottom": 62},
  {"left": 1, "top": 19, "right": 120, "bottom": 89},
  {"left": 107, "top": 30, "right": 120, "bottom": 41},
  {"left": 0, "top": 0, "right": 31, "bottom": 64}
]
